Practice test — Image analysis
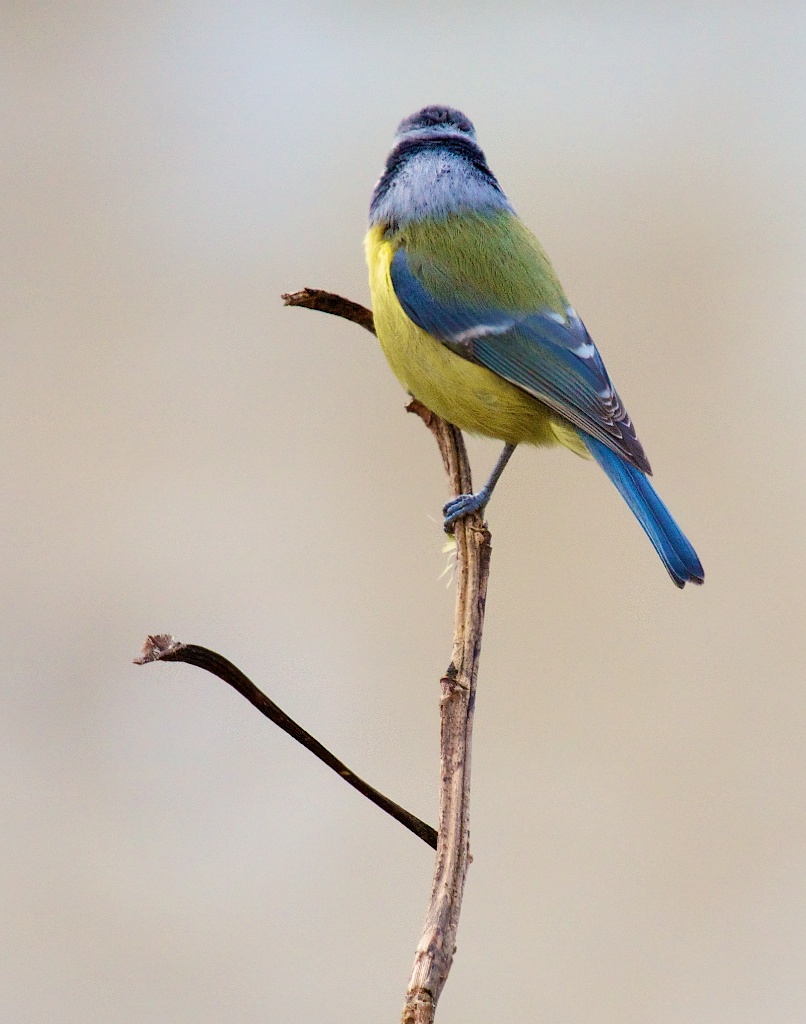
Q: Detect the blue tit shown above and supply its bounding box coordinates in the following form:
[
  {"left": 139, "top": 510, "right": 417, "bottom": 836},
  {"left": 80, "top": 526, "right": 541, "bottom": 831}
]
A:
[{"left": 365, "top": 106, "right": 703, "bottom": 587}]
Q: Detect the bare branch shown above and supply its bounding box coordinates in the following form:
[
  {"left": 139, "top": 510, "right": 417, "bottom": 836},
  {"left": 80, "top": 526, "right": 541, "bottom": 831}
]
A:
[
  {"left": 401, "top": 405, "right": 491, "bottom": 1024},
  {"left": 285, "top": 291, "right": 492, "bottom": 1023},
  {"left": 135, "top": 634, "right": 438, "bottom": 850}
]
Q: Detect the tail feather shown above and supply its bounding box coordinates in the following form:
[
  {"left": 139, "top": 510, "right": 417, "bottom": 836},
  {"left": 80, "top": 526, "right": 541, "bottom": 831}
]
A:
[{"left": 584, "top": 435, "right": 704, "bottom": 588}]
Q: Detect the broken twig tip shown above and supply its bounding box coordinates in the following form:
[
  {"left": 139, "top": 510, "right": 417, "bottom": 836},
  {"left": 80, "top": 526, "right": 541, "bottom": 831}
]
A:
[{"left": 134, "top": 633, "right": 183, "bottom": 665}]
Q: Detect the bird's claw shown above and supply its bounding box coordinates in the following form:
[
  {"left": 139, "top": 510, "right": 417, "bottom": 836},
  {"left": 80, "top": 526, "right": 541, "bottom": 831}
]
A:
[{"left": 442, "top": 491, "right": 488, "bottom": 533}]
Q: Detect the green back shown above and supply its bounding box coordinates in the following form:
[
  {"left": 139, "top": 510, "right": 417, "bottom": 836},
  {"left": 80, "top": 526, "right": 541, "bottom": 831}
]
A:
[{"left": 392, "top": 211, "right": 568, "bottom": 316}]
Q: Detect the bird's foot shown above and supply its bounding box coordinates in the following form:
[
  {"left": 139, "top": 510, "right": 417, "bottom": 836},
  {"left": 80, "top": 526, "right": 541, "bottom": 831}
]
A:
[{"left": 442, "top": 489, "right": 489, "bottom": 532}]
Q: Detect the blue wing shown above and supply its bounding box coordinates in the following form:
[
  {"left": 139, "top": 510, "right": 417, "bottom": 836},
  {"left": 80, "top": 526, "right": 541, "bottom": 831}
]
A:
[{"left": 390, "top": 246, "right": 650, "bottom": 474}]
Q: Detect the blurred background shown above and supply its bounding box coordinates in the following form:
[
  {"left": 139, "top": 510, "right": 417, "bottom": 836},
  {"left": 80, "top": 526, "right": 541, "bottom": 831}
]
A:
[{"left": 2, "top": 2, "right": 805, "bottom": 1021}]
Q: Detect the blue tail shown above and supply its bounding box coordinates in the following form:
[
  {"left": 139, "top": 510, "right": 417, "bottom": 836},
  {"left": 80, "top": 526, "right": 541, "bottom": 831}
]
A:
[{"left": 584, "top": 435, "right": 704, "bottom": 588}]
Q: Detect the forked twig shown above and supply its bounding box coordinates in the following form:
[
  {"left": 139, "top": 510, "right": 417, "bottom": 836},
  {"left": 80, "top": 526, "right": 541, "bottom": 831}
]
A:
[{"left": 139, "top": 289, "right": 492, "bottom": 1024}]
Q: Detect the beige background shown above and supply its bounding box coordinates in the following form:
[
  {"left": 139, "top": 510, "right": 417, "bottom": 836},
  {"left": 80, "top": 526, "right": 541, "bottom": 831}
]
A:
[{"left": 2, "top": 3, "right": 805, "bottom": 1021}]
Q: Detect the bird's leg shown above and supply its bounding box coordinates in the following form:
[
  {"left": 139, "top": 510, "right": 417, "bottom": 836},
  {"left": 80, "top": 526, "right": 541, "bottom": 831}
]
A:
[{"left": 443, "top": 443, "right": 517, "bottom": 532}]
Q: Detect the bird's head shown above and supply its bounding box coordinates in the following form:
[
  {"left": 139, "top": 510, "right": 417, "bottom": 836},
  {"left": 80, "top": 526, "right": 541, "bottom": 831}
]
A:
[{"left": 369, "top": 105, "right": 509, "bottom": 229}]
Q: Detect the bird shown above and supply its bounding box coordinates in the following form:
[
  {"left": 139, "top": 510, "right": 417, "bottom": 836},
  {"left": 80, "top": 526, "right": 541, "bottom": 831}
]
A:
[{"left": 364, "top": 106, "right": 703, "bottom": 587}]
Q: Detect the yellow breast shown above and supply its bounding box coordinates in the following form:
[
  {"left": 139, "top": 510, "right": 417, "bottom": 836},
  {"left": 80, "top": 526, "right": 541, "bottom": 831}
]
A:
[{"left": 364, "top": 225, "right": 583, "bottom": 452}]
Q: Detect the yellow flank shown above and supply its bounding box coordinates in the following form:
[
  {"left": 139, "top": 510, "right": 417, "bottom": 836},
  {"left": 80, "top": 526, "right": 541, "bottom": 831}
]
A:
[{"left": 364, "top": 224, "right": 589, "bottom": 456}]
